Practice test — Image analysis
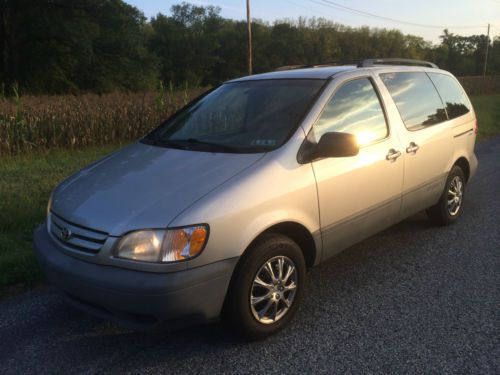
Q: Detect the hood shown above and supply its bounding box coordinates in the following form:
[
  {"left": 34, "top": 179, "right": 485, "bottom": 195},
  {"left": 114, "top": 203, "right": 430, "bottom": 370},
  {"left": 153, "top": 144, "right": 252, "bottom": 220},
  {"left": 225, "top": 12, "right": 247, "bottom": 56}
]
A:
[{"left": 51, "top": 142, "right": 264, "bottom": 235}]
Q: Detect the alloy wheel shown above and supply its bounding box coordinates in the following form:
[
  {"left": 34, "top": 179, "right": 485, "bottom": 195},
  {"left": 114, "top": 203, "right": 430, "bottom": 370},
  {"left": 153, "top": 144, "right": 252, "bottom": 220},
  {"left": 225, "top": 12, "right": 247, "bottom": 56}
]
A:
[
  {"left": 447, "top": 175, "right": 464, "bottom": 216},
  {"left": 250, "top": 256, "right": 298, "bottom": 324}
]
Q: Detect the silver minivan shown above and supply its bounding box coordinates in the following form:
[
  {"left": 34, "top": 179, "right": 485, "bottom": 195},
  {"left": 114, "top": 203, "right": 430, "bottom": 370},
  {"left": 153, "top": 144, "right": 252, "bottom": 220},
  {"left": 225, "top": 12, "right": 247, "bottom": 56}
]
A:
[{"left": 34, "top": 59, "right": 478, "bottom": 339}]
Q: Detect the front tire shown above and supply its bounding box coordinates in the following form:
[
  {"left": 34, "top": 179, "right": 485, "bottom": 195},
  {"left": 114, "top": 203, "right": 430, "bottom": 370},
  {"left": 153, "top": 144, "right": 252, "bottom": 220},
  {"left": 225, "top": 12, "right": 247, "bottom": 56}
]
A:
[
  {"left": 427, "top": 165, "right": 466, "bottom": 225},
  {"left": 223, "top": 233, "right": 306, "bottom": 340}
]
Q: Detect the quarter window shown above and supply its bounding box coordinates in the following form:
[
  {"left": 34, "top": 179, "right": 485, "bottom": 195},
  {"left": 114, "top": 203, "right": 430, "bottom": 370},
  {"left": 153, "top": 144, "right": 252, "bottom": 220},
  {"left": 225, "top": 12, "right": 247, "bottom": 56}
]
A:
[
  {"left": 381, "top": 72, "right": 447, "bottom": 130},
  {"left": 313, "top": 78, "right": 388, "bottom": 146},
  {"left": 428, "top": 73, "right": 470, "bottom": 120}
]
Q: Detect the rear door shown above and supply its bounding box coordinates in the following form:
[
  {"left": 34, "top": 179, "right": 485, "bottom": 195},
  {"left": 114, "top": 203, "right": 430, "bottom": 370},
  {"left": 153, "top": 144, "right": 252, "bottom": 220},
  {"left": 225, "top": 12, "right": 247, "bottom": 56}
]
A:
[
  {"left": 376, "top": 70, "right": 453, "bottom": 218},
  {"left": 309, "top": 73, "right": 404, "bottom": 260}
]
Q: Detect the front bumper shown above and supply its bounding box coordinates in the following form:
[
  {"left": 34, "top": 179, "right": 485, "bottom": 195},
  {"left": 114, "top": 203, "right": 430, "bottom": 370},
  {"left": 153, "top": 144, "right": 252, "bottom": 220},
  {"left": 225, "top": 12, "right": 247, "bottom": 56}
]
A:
[{"left": 33, "top": 225, "right": 238, "bottom": 328}]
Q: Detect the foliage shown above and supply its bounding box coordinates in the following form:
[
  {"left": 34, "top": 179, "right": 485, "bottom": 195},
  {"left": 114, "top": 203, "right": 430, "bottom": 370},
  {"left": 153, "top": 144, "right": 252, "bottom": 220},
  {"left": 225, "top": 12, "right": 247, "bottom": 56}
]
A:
[
  {"left": 458, "top": 75, "right": 500, "bottom": 96},
  {"left": 0, "top": 1, "right": 499, "bottom": 94},
  {"left": 472, "top": 95, "right": 500, "bottom": 140},
  {"left": 0, "top": 0, "right": 159, "bottom": 94},
  {"left": 0, "top": 87, "right": 207, "bottom": 154}
]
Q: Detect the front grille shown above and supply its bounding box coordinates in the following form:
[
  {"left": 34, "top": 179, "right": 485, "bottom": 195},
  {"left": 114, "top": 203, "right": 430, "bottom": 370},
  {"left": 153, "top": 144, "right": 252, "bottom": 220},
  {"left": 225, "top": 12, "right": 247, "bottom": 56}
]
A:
[{"left": 49, "top": 212, "right": 108, "bottom": 254}]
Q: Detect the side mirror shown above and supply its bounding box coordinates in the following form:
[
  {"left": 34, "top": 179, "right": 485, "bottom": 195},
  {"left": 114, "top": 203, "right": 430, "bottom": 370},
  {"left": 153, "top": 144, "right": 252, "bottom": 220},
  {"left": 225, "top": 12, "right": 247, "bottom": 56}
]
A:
[{"left": 315, "top": 132, "right": 359, "bottom": 158}]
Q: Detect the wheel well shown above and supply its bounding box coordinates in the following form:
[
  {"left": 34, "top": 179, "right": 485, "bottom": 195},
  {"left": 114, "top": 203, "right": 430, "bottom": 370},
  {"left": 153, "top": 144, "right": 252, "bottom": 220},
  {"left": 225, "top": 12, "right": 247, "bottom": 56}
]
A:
[
  {"left": 221, "top": 222, "right": 317, "bottom": 315},
  {"left": 248, "top": 222, "right": 317, "bottom": 269},
  {"left": 454, "top": 157, "right": 470, "bottom": 182}
]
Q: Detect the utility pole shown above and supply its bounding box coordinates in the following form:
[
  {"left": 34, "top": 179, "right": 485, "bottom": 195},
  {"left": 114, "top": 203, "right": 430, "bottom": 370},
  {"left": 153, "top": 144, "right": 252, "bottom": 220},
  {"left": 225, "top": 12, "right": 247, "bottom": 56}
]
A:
[
  {"left": 483, "top": 23, "right": 490, "bottom": 79},
  {"left": 246, "top": 0, "right": 252, "bottom": 75}
]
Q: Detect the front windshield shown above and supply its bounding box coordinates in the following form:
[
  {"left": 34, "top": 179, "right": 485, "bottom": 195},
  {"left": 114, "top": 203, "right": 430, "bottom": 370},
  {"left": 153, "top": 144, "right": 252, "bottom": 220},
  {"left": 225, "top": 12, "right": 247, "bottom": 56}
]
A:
[{"left": 143, "top": 79, "right": 325, "bottom": 153}]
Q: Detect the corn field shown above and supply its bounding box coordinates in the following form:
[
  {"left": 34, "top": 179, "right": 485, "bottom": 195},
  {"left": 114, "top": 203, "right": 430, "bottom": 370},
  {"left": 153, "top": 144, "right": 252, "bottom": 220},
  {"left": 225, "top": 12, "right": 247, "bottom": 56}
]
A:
[
  {"left": 457, "top": 75, "right": 500, "bottom": 96},
  {"left": 1, "top": 76, "right": 498, "bottom": 156},
  {"left": 0, "top": 86, "right": 208, "bottom": 155}
]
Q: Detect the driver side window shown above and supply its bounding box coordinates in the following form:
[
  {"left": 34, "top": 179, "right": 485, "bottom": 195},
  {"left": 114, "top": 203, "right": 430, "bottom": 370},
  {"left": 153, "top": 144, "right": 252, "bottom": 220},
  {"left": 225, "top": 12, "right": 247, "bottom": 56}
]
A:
[{"left": 313, "top": 78, "right": 388, "bottom": 146}]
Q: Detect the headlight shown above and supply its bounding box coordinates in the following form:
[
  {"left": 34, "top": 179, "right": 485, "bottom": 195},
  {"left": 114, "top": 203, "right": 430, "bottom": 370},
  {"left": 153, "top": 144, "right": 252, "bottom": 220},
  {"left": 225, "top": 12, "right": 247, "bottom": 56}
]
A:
[{"left": 115, "top": 225, "right": 208, "bottom": 263}]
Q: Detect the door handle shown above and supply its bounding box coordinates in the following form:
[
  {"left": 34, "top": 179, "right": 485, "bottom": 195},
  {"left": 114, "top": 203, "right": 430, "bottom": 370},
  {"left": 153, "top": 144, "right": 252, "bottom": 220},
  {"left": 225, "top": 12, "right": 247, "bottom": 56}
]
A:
[
  {"left": 406, "top": 142, "right": 419, "bottom": 154},
  {"left": 386, "top": 149, "right": 401, "bottom": 161}
]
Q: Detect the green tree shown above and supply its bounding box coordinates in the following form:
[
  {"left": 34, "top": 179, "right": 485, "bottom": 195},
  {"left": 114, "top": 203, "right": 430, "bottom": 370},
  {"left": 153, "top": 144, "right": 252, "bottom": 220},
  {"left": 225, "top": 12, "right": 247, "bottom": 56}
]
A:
[
  {"left": 0, "top": 0, "right": 158, "bottom": 94},
  {"left": 150, "top": 2, "right": 224, "bottom": 87},
  {"left": 1, "top": 1, "right": 495, "bottom": 94}
]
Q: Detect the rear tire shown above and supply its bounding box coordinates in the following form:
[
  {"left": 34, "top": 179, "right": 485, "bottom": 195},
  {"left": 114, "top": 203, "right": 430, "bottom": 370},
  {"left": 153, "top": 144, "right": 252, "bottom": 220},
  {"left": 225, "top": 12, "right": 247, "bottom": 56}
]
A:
[
  {"left": 223, "top": 233, "right": 306, "bottom": 340},
  {"left": 427, "top": 165, "right": 466, "bottom": 226}
]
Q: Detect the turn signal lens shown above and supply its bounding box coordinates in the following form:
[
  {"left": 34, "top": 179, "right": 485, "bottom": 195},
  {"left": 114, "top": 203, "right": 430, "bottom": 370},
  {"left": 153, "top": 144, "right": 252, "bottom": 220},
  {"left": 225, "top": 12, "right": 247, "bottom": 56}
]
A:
[
  {"left": 162, "top": 225, "right": 209, "bottom": 262},
  {"left": 189, "top": 228, "right": 208, "bottom": 256}
]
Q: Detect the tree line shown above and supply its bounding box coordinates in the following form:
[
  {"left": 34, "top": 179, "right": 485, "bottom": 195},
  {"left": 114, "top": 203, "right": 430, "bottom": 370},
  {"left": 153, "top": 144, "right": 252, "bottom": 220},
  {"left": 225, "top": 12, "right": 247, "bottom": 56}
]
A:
[{"left": 1, "top": 0, "right": 498, "bottom": 95}]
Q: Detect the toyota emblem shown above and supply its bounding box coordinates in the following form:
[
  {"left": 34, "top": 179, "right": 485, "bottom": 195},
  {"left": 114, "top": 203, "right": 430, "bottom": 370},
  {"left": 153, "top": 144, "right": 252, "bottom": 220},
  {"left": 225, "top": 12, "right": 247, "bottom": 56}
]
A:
[{"left": 60, "top": 227, "right": 72, "bottom": 241}]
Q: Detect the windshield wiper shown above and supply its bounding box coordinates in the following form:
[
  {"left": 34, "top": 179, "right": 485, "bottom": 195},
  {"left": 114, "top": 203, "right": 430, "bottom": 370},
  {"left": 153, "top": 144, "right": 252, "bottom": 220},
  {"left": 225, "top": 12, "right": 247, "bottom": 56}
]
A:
[
  {"left": 144, "top": 135, "right": 238, "bottom": 152},
  {"left": 181, "top": 138, "right": 239, "bottom": 152},
  {"left": 143, "top": 135, "right": 188, "bottom": 149}
]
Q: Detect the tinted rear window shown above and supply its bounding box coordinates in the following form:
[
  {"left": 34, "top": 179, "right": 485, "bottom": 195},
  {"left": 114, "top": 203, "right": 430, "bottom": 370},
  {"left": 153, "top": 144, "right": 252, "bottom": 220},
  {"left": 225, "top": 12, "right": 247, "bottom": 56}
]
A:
[
  {"left": 428, "top": 73, "right": 470, "bottom": 120},
  {"left": 380, "top": 72, "right": 447, "bottom": 130}
]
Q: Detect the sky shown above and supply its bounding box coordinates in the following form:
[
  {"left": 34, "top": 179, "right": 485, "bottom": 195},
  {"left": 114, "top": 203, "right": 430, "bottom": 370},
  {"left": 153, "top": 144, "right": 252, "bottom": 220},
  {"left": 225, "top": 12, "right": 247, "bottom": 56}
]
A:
[{"left": 125, "top": 0, "right": 500, "bottom": 44}]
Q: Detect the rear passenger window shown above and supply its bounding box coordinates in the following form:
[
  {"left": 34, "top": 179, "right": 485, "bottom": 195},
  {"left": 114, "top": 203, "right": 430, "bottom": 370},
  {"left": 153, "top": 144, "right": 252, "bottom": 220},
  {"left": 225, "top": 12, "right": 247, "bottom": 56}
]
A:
[
  {"left": 381, "top": 72, "right": 447, "bottom": 131},
  {"left": 428, "top": 73, "right": 470, "bottom": 120},
  {"left": 313, "top": 78, "right": 388, "bottom": 145}
]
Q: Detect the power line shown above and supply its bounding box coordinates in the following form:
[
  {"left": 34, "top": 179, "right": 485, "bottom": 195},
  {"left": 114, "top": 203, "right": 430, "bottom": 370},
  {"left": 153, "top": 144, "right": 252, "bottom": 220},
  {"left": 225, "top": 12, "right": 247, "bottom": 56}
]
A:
[
  {"left": 319, "top": 0, "right": 486, "bottom": 29},
  {"left": 283, "top": 0, "right": 325, "bottom": 16},
  {"left": 305, "top": 0, "right": 486, "bottom": 30},
  {"left": 283, "top": 0, "right": 494, "bottom": 39}
]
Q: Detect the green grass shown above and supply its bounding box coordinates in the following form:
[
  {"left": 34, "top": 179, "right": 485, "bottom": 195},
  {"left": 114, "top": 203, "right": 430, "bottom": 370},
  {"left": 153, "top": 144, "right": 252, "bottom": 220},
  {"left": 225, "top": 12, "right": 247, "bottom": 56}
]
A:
[
  {"left": 0, "top": 145, "right": 120, "bottom": 296},
  {"left": 0, "top": 94, "right": 499, "bottom": 297},
  {"left": 470, "top": 94, "right": 500, "bottom": 141}
]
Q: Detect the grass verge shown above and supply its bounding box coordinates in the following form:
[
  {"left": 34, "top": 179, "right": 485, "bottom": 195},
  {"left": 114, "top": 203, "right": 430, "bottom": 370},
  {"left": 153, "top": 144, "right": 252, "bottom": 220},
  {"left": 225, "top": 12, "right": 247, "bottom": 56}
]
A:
[
  {"left": 0, "top": 145, "right": 120, "bottom": 297},
  {"left": 0, "top": 94, "right": 498, "bottom": 297},
  {"left": 471, "top": 94, "right": 500, "bottom": 140}
]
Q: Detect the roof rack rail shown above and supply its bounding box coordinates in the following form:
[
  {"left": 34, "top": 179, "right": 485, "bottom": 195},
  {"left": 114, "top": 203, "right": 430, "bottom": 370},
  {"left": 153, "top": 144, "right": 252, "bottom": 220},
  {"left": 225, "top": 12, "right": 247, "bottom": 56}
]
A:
[
  {"left": 274, "top": 60, "right": 360, "bottom": 71},
  {"left": 358, "top": 58, "right": 438, "bottom": 69},
  {"left": 275, "top": 65, "right": 308, "bottom": 71},
  {"left": 274, "top": 58, "right": 438, "bottom": 72}
]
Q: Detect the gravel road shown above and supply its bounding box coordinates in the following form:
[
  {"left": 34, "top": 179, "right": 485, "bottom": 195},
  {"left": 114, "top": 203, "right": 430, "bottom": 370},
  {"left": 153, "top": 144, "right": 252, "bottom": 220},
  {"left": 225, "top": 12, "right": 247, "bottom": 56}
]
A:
[{"left": 1, "top": 137, "right": 499, "bottom": 374}]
